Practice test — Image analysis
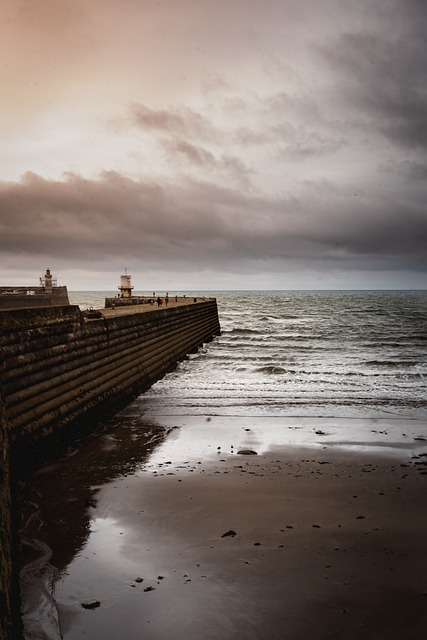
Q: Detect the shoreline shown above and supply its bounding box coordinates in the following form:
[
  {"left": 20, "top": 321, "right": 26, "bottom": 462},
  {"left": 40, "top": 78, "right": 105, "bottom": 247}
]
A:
[{"left": 18, "top": 415, "right": 427, "bottom": 640}]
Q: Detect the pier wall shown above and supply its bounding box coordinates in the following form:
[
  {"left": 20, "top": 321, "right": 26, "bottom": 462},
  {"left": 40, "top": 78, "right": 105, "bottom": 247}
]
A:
[
  {"left": 0, "top": 300, "right": 220, "bottom": 638},
  {"left": 0, "top": 388, "right": 12, "bottom": 640},
  {"left": 0, "top": 286, "right": 69, "bottom": 310}
]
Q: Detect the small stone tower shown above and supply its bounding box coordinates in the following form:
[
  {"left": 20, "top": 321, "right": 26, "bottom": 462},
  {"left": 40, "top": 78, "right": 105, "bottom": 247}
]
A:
[{"left": 118, "top": 270, "right": 134, "bottom": 298}]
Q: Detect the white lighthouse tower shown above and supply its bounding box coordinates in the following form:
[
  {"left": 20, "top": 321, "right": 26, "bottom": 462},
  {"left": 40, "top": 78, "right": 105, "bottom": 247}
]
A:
[
  {"left": 118, "top": 269, "right": 134, "bottom": 298},
  {"left": 40, "top": 268, "right": 56, "bottom": 292}
]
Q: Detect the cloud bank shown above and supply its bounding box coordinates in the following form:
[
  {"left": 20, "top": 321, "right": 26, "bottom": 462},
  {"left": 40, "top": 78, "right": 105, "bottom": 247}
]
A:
[{"left": 0, "top": 0, "right": 426, "bottom": 289}]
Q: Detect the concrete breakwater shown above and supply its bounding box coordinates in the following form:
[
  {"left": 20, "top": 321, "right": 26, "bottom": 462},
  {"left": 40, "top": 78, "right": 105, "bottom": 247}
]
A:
[
  {"left": 0, "top": 299, "right": 220, "bottom": 639},
  {"left": 0, "top": 286, "right": 69, "bottom": 311},
  {"left": 1, "top": 387, "right": 12, "bottom": 640}
]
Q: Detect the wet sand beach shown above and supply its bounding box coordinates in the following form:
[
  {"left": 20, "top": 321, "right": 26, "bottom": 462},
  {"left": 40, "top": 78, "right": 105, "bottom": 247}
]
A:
[{"left": 19, "top": 415, "right": 427, "bottom": 640}]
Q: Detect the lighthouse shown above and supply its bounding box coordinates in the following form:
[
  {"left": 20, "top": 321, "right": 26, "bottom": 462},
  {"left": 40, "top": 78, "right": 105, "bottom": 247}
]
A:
[
  {"left": 39, "top": 268, "right": 56, "bottom": 292},
  {"left": 118, "top": 269, "right": 134, "bottom": 298}
]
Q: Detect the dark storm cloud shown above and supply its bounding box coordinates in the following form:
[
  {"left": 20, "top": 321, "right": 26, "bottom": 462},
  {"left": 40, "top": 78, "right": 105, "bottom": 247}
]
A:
[
  {"left": 274, "top": 124, "right": 345, "bottom": 157},
  {"left": 128, "top": 102, "right": 254, "bottom": 183},
  {"left": 130, "top": 103, "right": 215, "bottom": 141},
  {"left": 233, "top": 122, "right": 344, "bottom": 157},
  {"left": 259, "top": 92, "right": 346, "bottom": 156},
  {"left": 160, "top": 138, "right": 252, "bottom": 187},
  {"left": 129, "top": 91, "right": 344, "bottom": 160},
  {"left": 1, "top": 171, "right": 426, "bottom": 273},
  {"left": 162, "top": 139, "right": 217, "bottom": 166},
  {"left": 321, "top": 0, "right": 427, "bottom": 149},
  {"left": 3, "top": 0, "right": 426, "bottom": 289},
  {"left": 379, "top": 159, "right": 427, "bottom": 182},
  {"left": 233, "top": 127, "right": 267, "bottom": 147},
  {"left": 0, "top": 171, "right": 232, "bottom": 263}
]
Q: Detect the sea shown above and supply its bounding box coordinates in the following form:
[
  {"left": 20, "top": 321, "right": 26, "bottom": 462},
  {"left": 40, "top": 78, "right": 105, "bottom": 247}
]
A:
[
  {"left": 17, "top": 290, "right": 427, "bottom": 639},
  {"left": 71, "top": 289, "right": 427, "bottom": 420}
]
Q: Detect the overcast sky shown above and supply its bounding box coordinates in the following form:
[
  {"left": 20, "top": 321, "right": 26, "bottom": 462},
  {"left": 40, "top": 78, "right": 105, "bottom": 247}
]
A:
[{"left": 1, "top": 0, "right": 426, "bottom": 290}]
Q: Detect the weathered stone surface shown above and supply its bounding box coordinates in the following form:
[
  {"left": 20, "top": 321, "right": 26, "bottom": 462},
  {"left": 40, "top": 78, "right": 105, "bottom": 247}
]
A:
[
  {"left": 1, "top": 302, "right": 220, "bottom": 450},
  {"left": 0, "top": 388, "right": 12, "bottom": 640},
  {"left": 81, "top": 601, "right": 101, "bottom": 609},
  {"left": 0, "top": 300, "right": 220, "bottom": 639},
  {"left": 237, "top": 449, "right": 258, "bottom": 455}
]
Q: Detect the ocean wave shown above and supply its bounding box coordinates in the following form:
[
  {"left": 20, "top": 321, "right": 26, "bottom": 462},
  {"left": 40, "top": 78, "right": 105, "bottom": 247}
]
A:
[
  {"left": 363, "top": 360, "right": 418, "bottom": 368},
  {"left": 227, "top": 327, "right": 261, "bottom": 334},
  {"left": 255, "top": 365, "right": 288, "bottom": 374}
]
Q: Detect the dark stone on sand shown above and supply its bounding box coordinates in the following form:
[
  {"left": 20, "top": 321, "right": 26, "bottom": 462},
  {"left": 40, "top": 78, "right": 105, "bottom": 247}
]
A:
[
  {"left": 135, "top": 577, "right": 143, "bottom": 583},
  {"left": 221, "top": 529, "right": 237, "bottom": 538},
  {"left": 315, "top": 430, "right": 326, "bottom": 435},
  {"left": 144, "top": 586, "right": 155, "bottom": 592},
  {"left": 237, "top": 449, "right": 258, "bottom": 455},
  {"left": 81, "top": 601, "right": 101, "bottom": 609}
]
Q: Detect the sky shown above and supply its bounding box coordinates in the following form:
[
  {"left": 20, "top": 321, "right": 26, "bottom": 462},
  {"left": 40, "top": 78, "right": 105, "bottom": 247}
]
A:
[{"left": 0, "top": 0, "right": 426, "bottom": 290}]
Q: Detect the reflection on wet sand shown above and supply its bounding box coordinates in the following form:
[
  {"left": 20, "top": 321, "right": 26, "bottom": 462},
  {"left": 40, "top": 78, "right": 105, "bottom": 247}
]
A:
[
  {"left": 18, "top": 414, "right": 427, "bottom": 640},
  {"left": 18, "top": 417, "right": 169, "bottom": 639}
]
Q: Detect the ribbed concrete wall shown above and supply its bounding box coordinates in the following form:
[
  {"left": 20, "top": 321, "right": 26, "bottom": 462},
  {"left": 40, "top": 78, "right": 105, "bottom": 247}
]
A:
[
  {"left": 0, "top": 299, "right": 220, "bottom": 639},
  {"left": 0, "top": 387, "right": 12, "bottom": 640},
  {"left": 1, "top": 301, "right": 220, "bottom": 449}
]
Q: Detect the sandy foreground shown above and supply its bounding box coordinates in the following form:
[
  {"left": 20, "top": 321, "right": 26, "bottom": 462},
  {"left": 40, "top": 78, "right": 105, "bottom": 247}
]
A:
[{"left": 21, "top": 416, "right": 427, "bottom": 640}]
